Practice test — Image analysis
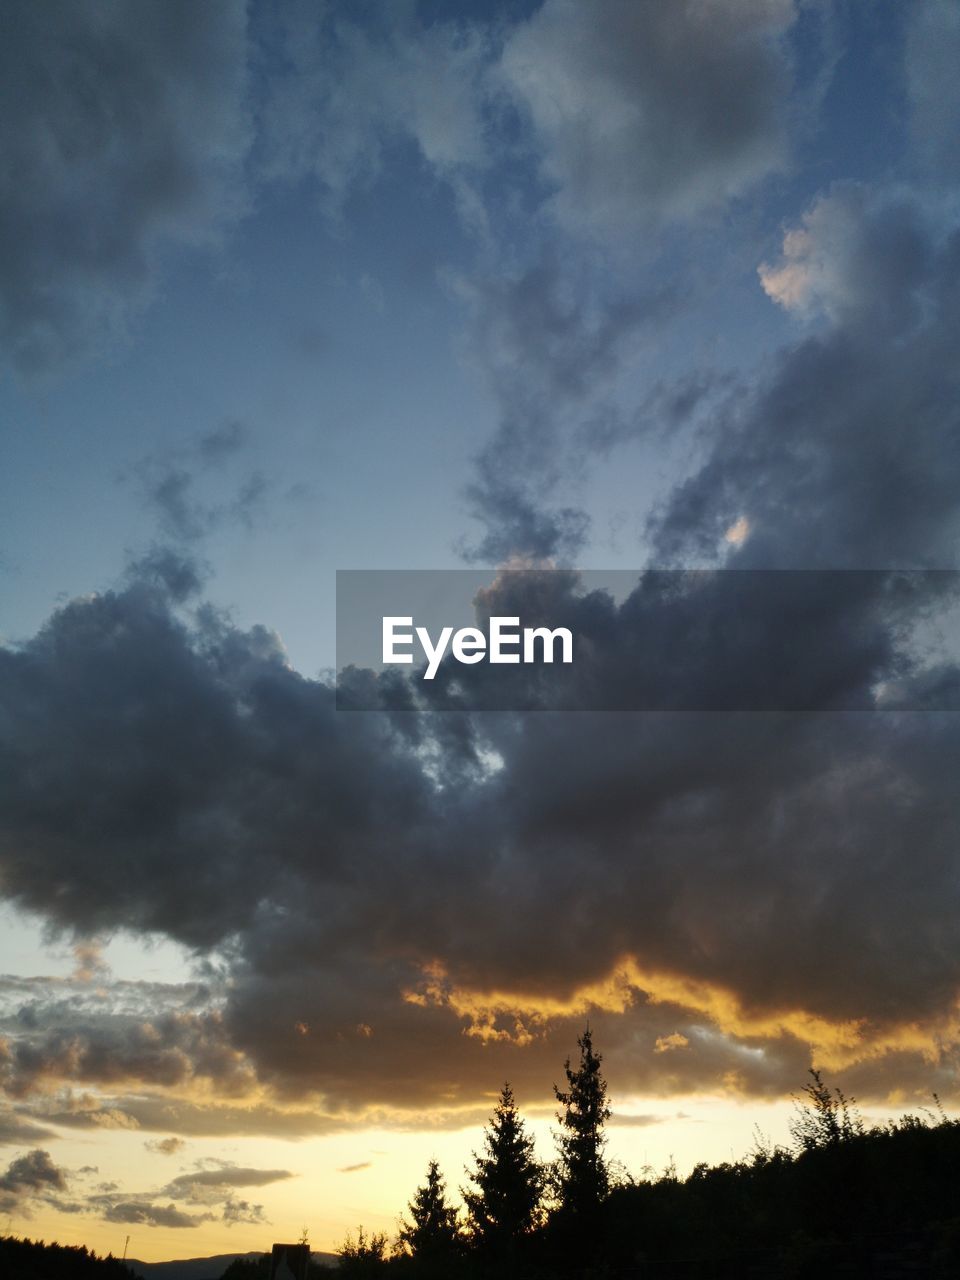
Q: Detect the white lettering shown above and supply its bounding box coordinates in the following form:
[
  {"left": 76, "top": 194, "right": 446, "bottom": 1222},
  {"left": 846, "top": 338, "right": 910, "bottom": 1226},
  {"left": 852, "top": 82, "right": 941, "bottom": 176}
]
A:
[
  {"left": 523, "top": 625, "right": 573, "bottom": 664},
  {"left": 417, "top": 625, "right": 454, "bottom": 680},
  {"left": 382, "top": 617, "right": 414, "bottom": 664},
  {"left": 489, "top": 616, "right": 521, "bottom": 664},
  {"left": 452, "top": 627, "right": 486, "bottom": 664},
  {"left": 381, "top": 616, "right": 574, "bottom": 678}
]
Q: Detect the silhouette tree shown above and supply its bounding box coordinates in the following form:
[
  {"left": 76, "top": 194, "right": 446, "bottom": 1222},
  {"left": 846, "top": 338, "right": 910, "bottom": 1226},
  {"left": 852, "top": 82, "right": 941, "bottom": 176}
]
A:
[
  {"left": 398, "top": 1159, "right": 461, "bottom": 1265},
  {"left": 463, "top": 1082, "right": 544, "bottom": 1262},
  {"left": 337, "top": 1226, "right": 388, "bottom": 1277},
  {"left": 553, "top": 1026, "right": 611, "bottom": 1221},
  {"left": 790, "top": 1068, "right": 863, "bottom": 1151}
]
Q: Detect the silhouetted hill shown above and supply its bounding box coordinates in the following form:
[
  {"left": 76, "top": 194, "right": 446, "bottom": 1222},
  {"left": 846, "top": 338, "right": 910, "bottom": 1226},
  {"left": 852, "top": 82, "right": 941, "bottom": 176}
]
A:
[
  {"left": 126, "top": 1253, "right": 263, "bottom": 1280},
  {"left": 126, "top": 1252, "right": 339, "bottom": 1280}
]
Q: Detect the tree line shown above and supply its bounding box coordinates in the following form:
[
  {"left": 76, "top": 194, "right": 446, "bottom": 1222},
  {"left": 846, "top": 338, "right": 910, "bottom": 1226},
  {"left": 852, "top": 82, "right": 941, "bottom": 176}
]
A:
[
  {"left": 0, "top": 1236, "right": 137, "bottom": 1279},
  {"left": 334, "top": 1027, "right": 610, "bottom": 1279},
  {"left": 222, "top": 1028, "right": 960, "bottom": 1278}
]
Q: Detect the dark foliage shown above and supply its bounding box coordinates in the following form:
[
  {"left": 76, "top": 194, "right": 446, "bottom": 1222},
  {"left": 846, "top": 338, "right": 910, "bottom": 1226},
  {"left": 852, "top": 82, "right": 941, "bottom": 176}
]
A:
[
  {"left": 463, "top": 1082, "right": 544, "bottom": 1266},
  {"left": 331, "top": 1034, "right": 960, "bottom": 1279},
  {"left": 397, "top": 1158, "right": 462, "bottom": 1274},
  {"left": 338, "top": 1226, "right": 390, "bottom": 1278},
  {"left": 552, "top": 1028, "right": 611, "bottom": 1234},
  {"left": 602, "top": 1113, "right": 960, "bottom": 1278},
  {"left": 0, "top": 1235, "right": 138, "bottom": 1280},
  {"left": 220, "top": 1254, "right": 334, "bottom": 1279},
  {"left": 220, "top": 1257, "right": 270, "bottom": 1279},
  {"left": 789, "top": 1066, "right": 864, "bottom": 1151}
]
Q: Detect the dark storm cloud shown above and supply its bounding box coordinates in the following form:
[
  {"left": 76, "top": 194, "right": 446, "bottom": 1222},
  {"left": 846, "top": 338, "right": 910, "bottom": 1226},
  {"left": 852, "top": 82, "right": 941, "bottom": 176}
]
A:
[
  {"left": 498, "top": 0, "right": 798, "bottom": 234},
  {"left": 124, "top": 547, "right": 209, "bottom": 604},
  {"left": 4, "top": 184, "right": 960, "bottom": 1117},
  {"left": 654, "top": 187, "right": 960, "bottom": 568},
  {"left": 0, "top": 566, "right": 446, "bottom": 949},
  {"left": 0, "top": 1, "right": 250, "bottom": 373},
  {"left": 2, "top": 538, "right": 960, "bottom": 1115}
]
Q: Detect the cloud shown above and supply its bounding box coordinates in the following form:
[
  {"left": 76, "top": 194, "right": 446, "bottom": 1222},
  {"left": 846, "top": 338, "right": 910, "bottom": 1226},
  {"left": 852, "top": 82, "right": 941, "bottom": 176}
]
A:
[
  {"left": 608, "top": 1113, "right": 679, "bottom": 1129},
  {"left": 498, "top": 0, "right": 796, "bottom": 236},
  {"left": 196, "top": 421, "right": 248, "bottom": 467},
  {"left": 163, "top": 1165, "right": 294, "bottom": 1197},
  {"left": 4, "top": 262, "right": 960, "bottom": 1139},
  {"left": 0, "top": 971, "right": 251, "bottom": 1100},
  {"left": 144, "top": 1136, "right": 186, "bottom": 1157},
  {"left": 338, "top": 1162, "right": 372, "bottom": 1174},
  {"left": 71, "top": 940, "right": 109, "bottom": 985},
  {"left": 26, "top": 1091, "right": 498, "bottom": 1139},
  {"left": 0, "top": 1110, "right": 56, "bottom": 1145},
  {"left": 453, "top": 256, "right": 676, "bottom": 562},
  {"left": 655, "top": 1034, "right": 690, "bottom": 1055},
  {"left": 79, "top": 1161, "right": 286, "bottom": 1230},
  {"left": 758, "top": 184, "right": 934, "bottom": 330},
  {"left": 123, "top": 547, "right": 209, "bottom": 604},
  {"left": 255, "top": 3, "right": 491, "bottom": 221},
  {"left": 0, "top": 1147, "right": 66, "bottom": 1194},
  {"left": 0, "top": 1148, "right": 68, "bottom": 1214},
  {"left": 221, "top": 1197, "right": 267, "bottom": 1227},
  {"left": 103, "top": 1200, "right": 208, "bottom": 1229},
  {"left": 0, "top": 1, "right": 250, "bottom": 373},
  {"left": 2, "top": 2, "right": 960, "bottom": 1146},
  {"left": 131, "top": 422, "right": 269, "bottom": 545},
  {"left": 658, "top": 188, "right": 960, "bottom": 568}
]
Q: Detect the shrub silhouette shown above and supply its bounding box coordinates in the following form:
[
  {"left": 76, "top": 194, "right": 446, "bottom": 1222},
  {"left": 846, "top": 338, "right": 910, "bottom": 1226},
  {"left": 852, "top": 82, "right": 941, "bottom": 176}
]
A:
[
  {"left": 338, "top": 1226, "right": 389, "bottom": 1277},
  {"left": 789, "top": 1067, "right": 863, "bottom": 1151}
]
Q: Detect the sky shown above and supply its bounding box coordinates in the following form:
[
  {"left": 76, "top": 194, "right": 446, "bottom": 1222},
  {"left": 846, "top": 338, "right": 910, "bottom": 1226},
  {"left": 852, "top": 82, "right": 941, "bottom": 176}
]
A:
[{"left": 2, "top": 0, "right": 960, "bottom": 1262}]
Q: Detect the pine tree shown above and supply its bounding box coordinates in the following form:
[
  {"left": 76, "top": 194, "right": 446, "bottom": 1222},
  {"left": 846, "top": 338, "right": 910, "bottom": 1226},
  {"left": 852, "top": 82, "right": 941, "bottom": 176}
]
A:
[
  {"left": 463, "top": 1082, "right": 544, "bottom": 1261},
  {"left": 553, "top": 1026, "right": 611, "bottom": 1221},
  {"left": 399, "top": 1159, "right": 461, "bottom": 1262}
]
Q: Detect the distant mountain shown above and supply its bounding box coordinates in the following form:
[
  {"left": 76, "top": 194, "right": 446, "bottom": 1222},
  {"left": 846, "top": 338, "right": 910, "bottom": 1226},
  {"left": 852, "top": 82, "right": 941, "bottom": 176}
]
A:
[
  {"left": 127, "top": 1255, "right": 260, "bottom": 1280},
  {"left": 127, "top": 1252, "right": 338, "bottom": 1280}
]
